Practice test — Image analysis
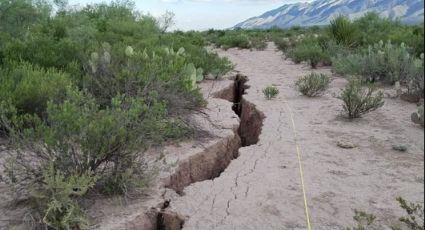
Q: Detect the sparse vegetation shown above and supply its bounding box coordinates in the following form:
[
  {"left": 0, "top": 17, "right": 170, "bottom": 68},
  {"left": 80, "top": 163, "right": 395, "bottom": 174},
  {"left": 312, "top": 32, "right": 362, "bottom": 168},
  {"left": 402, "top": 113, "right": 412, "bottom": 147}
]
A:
[
  {"left": 295, "top": 72, "right": 331, "bottom": 96},
  {"left": 347, "top": 198, "right": 424, "bottom": 230},
  {"left": 347, "top": 210, "right": 377, "bottom": 230},
  {"left": 337, "top": 78, "right": 384, "bottom": 119},
  {"left": 262, "top": 86, "right": 280, "bottom": 100}
]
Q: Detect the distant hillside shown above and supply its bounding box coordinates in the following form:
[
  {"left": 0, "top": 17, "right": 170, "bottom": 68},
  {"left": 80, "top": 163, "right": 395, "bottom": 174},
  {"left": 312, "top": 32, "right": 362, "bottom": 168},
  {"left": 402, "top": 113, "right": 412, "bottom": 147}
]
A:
[{"left": 234, "top": 0, "right": 424, "bottom": 29}]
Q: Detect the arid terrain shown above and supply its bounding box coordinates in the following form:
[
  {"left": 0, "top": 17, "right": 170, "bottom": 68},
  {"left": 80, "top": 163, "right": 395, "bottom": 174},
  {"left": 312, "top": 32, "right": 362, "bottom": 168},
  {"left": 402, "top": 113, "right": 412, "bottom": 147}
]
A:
[
  {"left": 163, "top": 43, "right": 424, "bottom": 229},
  {"left": 1, "top": 43, "right": 423, "bottom": 230}
]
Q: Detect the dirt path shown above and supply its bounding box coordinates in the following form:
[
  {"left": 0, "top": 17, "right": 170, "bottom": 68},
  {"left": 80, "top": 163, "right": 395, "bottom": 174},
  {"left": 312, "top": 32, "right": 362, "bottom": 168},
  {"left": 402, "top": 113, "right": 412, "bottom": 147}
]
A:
[{"left": 168, "top": 43, "right": 424, "bottom": 229}]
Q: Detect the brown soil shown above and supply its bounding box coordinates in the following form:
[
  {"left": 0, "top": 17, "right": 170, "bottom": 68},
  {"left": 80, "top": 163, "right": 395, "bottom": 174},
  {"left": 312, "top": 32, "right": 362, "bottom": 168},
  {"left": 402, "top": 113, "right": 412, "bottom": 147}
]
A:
[
  {"left": 0, "top": 43, "right": 423, "bottom": 230},
  {"left": 166, "top": 43, "right": 424, "bottom": 230}
]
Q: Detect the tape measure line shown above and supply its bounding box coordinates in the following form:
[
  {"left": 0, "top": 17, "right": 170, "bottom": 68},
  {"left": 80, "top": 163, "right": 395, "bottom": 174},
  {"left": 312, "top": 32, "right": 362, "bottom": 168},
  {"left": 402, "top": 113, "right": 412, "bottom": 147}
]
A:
[{"left": 284, "top": 100, "right": 312, "bottom": 230}]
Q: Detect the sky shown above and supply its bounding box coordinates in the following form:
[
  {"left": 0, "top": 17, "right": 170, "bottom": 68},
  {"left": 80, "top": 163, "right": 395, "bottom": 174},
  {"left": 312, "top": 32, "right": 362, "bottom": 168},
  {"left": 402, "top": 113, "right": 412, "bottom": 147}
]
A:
[{"left": 68, "top": 0, "right": 312, "bottom": 31}]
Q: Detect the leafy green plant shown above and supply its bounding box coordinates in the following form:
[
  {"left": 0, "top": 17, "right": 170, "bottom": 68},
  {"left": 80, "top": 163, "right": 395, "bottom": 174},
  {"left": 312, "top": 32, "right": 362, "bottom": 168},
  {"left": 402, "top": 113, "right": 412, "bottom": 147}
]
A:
[
  {"left": 292, "top": 43, "right": 328, "bottom": 68},
  {"left": 0, "top": 62, "right": 70, "bottom": 118},
  {"left": 329, "top": 15, "right": 357, "bottom": 47},
  {"left": 392, "top": 197, "right": 424, "bottom": 230},
  {"left": 262, "top": 86, "right": 279, "bottom": 100},
  {"left": 250, "top": 37, "right": 267, "bottom": 50},
  {"left": 337, "top": 78, "right": 384, "bottom": 119},
  {"left": 296, "top": 72, "right": 331, "bottom": 97},
  {"left": 1, "top": 87, "right": 177, "bottom": 227},
  {"left": 273, "top": 37, "right": 291, "bottom": 52},
  {"left": 219, "top": 33, "right": 250, "bottom": 50},
  {"left": 333, "top": 41, "right": 421, "bottom": 85},
  {"left": 40, "top": 164, "right": 96, "bottom": 230}
]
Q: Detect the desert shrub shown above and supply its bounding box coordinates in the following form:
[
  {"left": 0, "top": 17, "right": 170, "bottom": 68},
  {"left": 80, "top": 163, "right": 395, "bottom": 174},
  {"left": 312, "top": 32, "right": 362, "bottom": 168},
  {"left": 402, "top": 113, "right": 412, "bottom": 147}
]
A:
[
  {"left": 38, "top": 164, "right": 96, "bottom": 230},
  {"left": 347, "top": 197, "right": 424, "bottom": 230},
  {"left": 0, "top": 62, "right": 71, "bottom": 118},
  {"left": 405, "top": 54, "right": 424, "bottom": 100},
  {"left": 251, "top": 37, "right": 267, "bottom": 50},
  {"left": 262, "top": 86, "right": 279, "bottom": 100},
  {"left": 292, "top": 43, "right": 328, "bottom": 68},
  {"left": 333, "top": 41, "right": 423, "bottom": 87},
  {"left": 347, "top": 210, "right": 377, "bottom": 230},
  {"left": 394, "top": 197, "right": 424, "bottom": 230},
  {"left": 273, "top": 37, "right": 292, "bottom": 52},
  {"left": 0, "top": 87, "right": 176, "bottom": 227},
  {"left": 352, "top": 12, "right": 424, "bottom": 56},
  {"left": 219, "top": 33, "right": 250, "bottom": 50},
  {"left": 296, "top": 72, "right": 331, "bottom": 97},
  {"left": 329, "top": 15, "right": 357, "bottom": 47},
  {"left": 337, "top": 78, "right": 384, "bottom": 119}
]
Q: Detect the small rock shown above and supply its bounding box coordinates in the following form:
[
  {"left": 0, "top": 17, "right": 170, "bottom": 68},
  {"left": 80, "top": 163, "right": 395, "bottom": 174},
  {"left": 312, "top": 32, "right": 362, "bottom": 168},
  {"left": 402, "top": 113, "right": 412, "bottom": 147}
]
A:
[
  {"left": 337, "top": 140, "right": 356, "bottom": 149},
  {"left": 392, "top": 145, "right": 408, "bottom": 152}
]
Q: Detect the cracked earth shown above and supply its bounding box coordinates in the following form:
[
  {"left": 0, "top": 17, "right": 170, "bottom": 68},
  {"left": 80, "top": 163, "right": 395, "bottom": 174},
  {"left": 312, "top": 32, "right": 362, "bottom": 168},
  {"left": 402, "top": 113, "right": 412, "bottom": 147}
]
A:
[{"left": 165, "top": 43, "right": 424, "bottom": 230}]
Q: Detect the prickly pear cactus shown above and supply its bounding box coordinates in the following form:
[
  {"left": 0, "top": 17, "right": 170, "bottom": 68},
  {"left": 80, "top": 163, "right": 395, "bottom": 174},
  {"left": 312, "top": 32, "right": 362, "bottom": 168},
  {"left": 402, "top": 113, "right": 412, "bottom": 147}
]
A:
[
  {"left": 89, "top": 52, "right": 99, "bottom": 73},
  {"left": 411, "top": 105, "right": 424, "bottom": 127},
  {"left": 125, "top": 46, "right": 134, "bottom": 57},
  {"left": 183, "top": 63, "right": 197, "bottom": 90},
  {"left": 177, "top": 47, "right": 185, "bottom": 56},
  {"left": 142, "top": 49, "right": 149, "bottom": 59},
  {"left": 196, "top": 68, "right": 204, "bottom": 82},
  {"left": 103, "top": 51, "right": 111, "bottom": 64},
  {"left": 394, "top": 81, "right": 401, "bottom": 96},
  {"left": 102, "top": 42, "right": 111, "bottom": 52}
]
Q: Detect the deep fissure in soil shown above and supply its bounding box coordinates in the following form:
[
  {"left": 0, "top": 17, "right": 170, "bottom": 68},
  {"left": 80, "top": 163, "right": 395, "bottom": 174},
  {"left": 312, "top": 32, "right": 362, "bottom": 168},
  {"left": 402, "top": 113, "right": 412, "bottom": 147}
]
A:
[
  {"left": 156, "top": 75, "right": 264, "bottom": 230},
  {"left": 232, "top": 74, "right": 264, "bottom": 147}
]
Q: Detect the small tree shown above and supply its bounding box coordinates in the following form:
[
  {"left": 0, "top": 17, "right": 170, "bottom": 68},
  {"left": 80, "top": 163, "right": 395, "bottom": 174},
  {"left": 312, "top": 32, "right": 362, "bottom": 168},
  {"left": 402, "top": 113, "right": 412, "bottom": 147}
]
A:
[
  {"left": 158, "top": 10, "right": 175, "bottom": 33},
  {"left": 337, "top": 78, "right": 384, "bottom": 119}
]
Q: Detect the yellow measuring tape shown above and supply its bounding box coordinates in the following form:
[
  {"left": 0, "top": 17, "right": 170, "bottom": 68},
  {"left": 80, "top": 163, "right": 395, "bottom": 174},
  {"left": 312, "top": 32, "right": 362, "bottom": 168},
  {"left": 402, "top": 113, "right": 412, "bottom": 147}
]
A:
[{"left": 283, "top": 100, "right": 312, "bottom": 230}]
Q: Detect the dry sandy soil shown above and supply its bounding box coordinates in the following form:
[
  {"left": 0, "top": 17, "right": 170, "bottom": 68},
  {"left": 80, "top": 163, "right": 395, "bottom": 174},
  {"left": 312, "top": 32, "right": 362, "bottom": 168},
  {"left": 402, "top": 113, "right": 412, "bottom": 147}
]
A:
[
  {"left": 166, "top": 43, "right": 424, "bottom": 230},
  {"left": 0, "top": 43, "right": 423, "bottom": 230}
]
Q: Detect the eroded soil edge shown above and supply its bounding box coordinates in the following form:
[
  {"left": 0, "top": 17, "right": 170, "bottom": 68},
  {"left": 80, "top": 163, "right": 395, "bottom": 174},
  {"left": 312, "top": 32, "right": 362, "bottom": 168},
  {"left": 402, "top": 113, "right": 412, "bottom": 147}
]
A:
[{"left": 156, "top": 74, "right": 264, "bottom": 230}]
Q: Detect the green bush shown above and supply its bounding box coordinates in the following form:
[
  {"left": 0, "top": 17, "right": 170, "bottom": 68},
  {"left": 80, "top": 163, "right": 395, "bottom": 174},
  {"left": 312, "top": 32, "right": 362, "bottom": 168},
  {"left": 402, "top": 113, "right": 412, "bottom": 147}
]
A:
[
  {"left": 262, "top": 86, "right": 279, "bottom": 100},
  {"left": 273, "top": 37, "right": 291, "bottom": 52},
  {"left": 251, "top": 37, "right": 267, "bottom": 50},
  {"left": 40, "top": 164, "right": 96, "bottom": 230},
  {"left": 329, "top": 15, "right": 357, "bottom": 47},
  {"left": 333, "top": 41, "right": 423, "bottom": 87},
  {"left": 295, "top": 72, "right": 331, "bottom": 97},
  {"left": 0, "top": 62, "right": 71, "bottom": 118},
  {"left": 1, "top": 87, "right": 177, "bottom": 227},
  {"left": 292, "top": 43, "right": 328, "bottom": 68},
  {"left": 219, "top": 33, "right": 250, "bottom": 50},
  {"left": 337, "top": 78, "right": 384, "bottom": 119}
]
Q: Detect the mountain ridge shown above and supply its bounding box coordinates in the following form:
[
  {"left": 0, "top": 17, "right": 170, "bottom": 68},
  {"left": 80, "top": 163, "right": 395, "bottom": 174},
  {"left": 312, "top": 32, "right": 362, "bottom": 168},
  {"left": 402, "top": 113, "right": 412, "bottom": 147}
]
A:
[{"left": 234, "top": 0, "right": 424, "bottom": 29}]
